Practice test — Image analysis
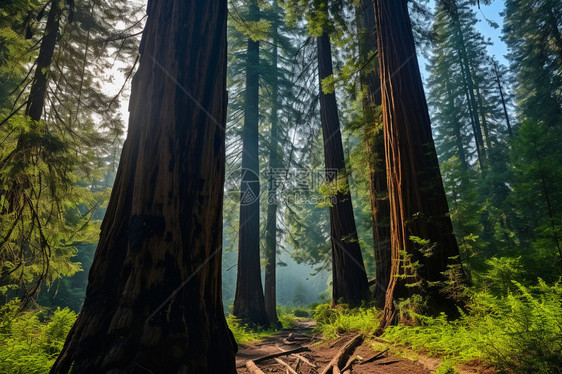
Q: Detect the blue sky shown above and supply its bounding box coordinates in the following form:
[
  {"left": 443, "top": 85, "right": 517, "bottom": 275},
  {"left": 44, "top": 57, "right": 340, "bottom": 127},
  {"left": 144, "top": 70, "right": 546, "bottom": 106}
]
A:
[
  {"left": 420, "top": 0, "right": 509, "bottom": 79},
  {"left": 474, "top": 0, "right": 509, "bottom": 61}
]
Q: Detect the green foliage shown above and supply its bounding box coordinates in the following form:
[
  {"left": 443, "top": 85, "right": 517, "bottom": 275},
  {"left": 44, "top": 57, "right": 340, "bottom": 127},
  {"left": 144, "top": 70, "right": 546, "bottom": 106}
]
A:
[
  {"left": 0, "top": 0, "right": 141, "bottom": 305},
  {"left": 0, "top": 117, "right": 107, "bottom": 301},
  {"left": 477, "top": 256, "right": 524, "bottom": 296},
  {"left": 226, "top": 313, "right": 297, "bottom": 345},
  {"left": 313, "top": 303, "right": 380, "bottom": 339},
  {"left": 0, "top": 299, "right": 76, "bottom": 374},
  {"left": 383, "top": 281, "right": 562, "bottom": 373},
  {"left": 277, "top": 311, "right": 298, "bottom": 328}
]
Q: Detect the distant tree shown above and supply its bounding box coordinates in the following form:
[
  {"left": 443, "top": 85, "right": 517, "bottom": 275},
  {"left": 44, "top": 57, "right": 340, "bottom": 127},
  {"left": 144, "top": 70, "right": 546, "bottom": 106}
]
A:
[
  {"left": 50, "top": 1, "right": 237, "bottom": 372},
  {"left": 503, "top": 0, "right": 562, "bottom": 272},
  {"left": 373, "top": 0, "right": 463, "bottom": 329},
  {"left": 292, "top": 282, "right": 306, "bottom": 306},
  {"left": 427, "top": 0, "right": 515, "bottom": 263},
  {"left": 316, "top": 10, "right": 370, "bottom": 307},
  {"left": 231, "top": 0, "right": 270, "bottom": 327},
  {"left": 280, "top": 0, "right": 370, "bottom": 306}
]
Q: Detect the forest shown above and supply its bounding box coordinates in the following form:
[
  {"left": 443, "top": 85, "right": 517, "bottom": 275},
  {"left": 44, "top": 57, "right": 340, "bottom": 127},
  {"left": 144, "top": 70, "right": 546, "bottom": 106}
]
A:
[{"left": 0, "top": 0, "right": 561, "bottom": 373}]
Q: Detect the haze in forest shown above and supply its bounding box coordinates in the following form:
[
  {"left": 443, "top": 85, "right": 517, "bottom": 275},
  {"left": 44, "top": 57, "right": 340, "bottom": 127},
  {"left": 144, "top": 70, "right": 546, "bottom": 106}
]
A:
[{"left": 1, "top": 0, "right": 561, "bottom": 373}]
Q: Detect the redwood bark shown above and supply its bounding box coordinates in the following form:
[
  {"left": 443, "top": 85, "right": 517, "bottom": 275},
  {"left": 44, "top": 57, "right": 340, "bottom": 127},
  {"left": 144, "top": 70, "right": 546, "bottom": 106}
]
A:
[
  {"left": 317, "top": 32, "right": 369, "bottom": 307},
  {"left": 358, "top": 0, "right": 391, "bottom": 309},
  {"left": 50, "top": 1, "right": 237, "bottom": 372},
  {"left": 373, "top": 0, "right": 462, "bottom": 329},
  {"left": 231, "top": 0, "right": 269, "bottom": 326}
]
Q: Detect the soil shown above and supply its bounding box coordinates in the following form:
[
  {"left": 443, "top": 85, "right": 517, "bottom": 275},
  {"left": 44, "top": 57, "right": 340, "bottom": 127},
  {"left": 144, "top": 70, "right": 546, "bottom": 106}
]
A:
[{"left": 235, "top": 319, "right": 432, "bottom": 374}]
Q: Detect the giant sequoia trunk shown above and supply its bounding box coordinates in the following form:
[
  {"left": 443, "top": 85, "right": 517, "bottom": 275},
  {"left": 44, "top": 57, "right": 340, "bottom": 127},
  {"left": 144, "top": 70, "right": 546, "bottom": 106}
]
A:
[
  {"left": 373, "top": 0, "right": 462, "bottom": 329},
  {"left": 358, "top": 0, "right": 391, "bottom": 310},
  {"left": 264, "top": 2, "right": 281, "bottom": 326},
  {"left": 50, "top": 1, "right": 237, "bottom": 372},
  {"left": 317, "top": 32, "right": 369, "bottom": 307},
  {"left": 231, "top": 0, "right": 269, "bottom": 326}
]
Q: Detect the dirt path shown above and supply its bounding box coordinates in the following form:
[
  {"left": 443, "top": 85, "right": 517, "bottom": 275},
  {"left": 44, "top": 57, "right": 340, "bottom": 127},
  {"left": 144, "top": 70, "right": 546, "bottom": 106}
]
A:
[{"left": 235, "top": 319, "right": 431, "bottom": 374}]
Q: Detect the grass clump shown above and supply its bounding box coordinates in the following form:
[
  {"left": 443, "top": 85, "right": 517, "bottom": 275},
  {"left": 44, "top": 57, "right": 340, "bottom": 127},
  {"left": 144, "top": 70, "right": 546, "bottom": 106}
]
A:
[
  {"left": 226, "top": 312, "right": 298, "bottom": 345},
  {"left": 313, "top": 303, "right": 380, "bottom": 339},
  {"left": 0, "top": 299, "right": 76, "bottom": 374},
  {"left": 382, "top": 280, "right": 562, "bottom": 373}
]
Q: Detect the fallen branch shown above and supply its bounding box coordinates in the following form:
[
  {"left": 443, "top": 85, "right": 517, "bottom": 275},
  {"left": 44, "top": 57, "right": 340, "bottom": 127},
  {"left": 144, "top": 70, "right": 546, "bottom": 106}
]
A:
[
  {"left": 253, "top": 346, "right": 310, "bottom": 364},
  {"left": 274, "top": 357, "right": 298, "bottom": 374},
  {"left": 320, "top": 334, "right": 364, "bottom": 374},
  {"left": 277, "top": 345, "right": 317, "bottom": 368},
  {"left": 340, "top": 355, "right": 362, "bottom": 373},
  {"left": 359, "top": 349, "right": 388, "bottom": 365},
  {"left": 246, "top": 360, "right": 265, "bottom": 374}
]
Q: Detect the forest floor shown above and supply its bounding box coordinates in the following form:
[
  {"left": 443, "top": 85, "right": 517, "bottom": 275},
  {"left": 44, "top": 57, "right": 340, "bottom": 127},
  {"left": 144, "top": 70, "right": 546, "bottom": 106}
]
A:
[{"left": 235, "top": 319, "right": 492, "bottom": 374}]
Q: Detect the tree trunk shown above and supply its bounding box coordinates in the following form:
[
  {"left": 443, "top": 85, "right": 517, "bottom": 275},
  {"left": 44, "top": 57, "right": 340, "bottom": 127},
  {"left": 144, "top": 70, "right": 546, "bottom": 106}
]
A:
[
  {"left": 317, "top": 32, "right": 369, "bottom": 307},
  {"left": 373, "top": 0, "right": 462, "bottom": 330},
  {"left": 443, "top": 0, "right": 486, "bottom": 173},
  {"left": 358, "top": 0, "right": 390, "bottom": 310},
  {"left": 26, "top": 0, "right": 62, "bottom": 121},
  {"left": 492, "top": 61, "right": 513, "bottom": 137},
  {"left": 231, "top": 0, "right": 269, "bottom": 326},
  {"left": 50, "top": 1, "right": 237, "bottom": 372},
  {"left": 264, "top": 1, "right": 281, "bottom": 326}
]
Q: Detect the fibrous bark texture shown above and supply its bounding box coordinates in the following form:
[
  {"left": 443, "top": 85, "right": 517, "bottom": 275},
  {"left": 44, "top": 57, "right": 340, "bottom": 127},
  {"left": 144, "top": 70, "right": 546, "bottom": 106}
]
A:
[
  {"left": 50, "top": 1, "right": 237, "bottom": 372},
  {"left": 373, "top": 0, "right": 462, "bottom": 329},
  {"left": 358, "top": 0, "right": 391, "bottom": 309}
]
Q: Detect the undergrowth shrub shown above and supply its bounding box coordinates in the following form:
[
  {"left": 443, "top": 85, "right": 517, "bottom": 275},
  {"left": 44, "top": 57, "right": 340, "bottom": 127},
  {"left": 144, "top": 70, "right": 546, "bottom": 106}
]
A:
[
  {"left": 278, "top": 312, "right": 298, "bottom": 328},
  {"left": 226, "top": 312, "right": 297, "bottom": 345},
  {"left": 313, "top": 303, "right": 380, "bottom": 339},
  {"left": 0, "top": 299, "right": 76, "bottom": 374},
  {"left": 292, "top": 308, "right": 311, "bottom": 318},
  {"left": 383, "top": 280, "right": 562, "bottom": 373}
]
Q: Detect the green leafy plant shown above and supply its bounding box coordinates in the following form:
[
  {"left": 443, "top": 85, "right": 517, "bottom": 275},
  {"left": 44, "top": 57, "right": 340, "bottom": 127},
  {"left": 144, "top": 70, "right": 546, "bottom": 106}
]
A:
[
  {"left": 383, "top": 280, "right": 562, "bottom": 372},
  {"left": 313, "top": 303, "right": 380, "bottom": 339},
  {"left": 0, "top": 299, "right": 76, "bottom": 374}
]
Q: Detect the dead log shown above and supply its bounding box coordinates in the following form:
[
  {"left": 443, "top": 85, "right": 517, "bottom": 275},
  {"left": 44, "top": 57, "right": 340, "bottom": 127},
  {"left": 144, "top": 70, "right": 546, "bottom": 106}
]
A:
[
  {"left": 340, "top": 355, "right": 362, "bottom": 373},
  {"left": 253, "top": 346, "right": 310, "bottom": 364},
  {"left": 320, "top": 334, "right": 364, "bottom": 374},
  {"left": 246, "top": 360, "right": 266, "bottom": 374},
  {"left": 274, "top": 358, "right": 298, "bottom": 374},
  {"left": 277, "top": 345, "right": 317, "bottom": 368}
]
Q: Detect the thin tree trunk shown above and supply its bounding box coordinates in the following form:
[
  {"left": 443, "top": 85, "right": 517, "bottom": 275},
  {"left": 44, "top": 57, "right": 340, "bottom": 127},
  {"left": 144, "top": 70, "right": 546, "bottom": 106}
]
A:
[
  {"left": 358, "top": 0, "right": 390, "bottom": 309},
  {"left": 492, "top": 61, "right": 513, "bottom": 137},
  {"left": 446, "top": 82, "right": 469, "bottom": 174},
  {"left": 50, "top": 1, "right": 237, "bottom": 372},
  {"left": 475, "top": 84, "right": 492, "bottom": 150},
  {"left": 26, "top": 0, "right": 62, "bottom": 121},
  {"left": 232, "top": 0, "right": 269, "bottom": 326},
  {"left": 317, "top": 32, "right": 369, "bottom": 307},
  {"left": 373, "top": 0, "right": 463, "bottom": 330},
  {"left": 264, "top": 1, "right": 281, "bottom": 326}
]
